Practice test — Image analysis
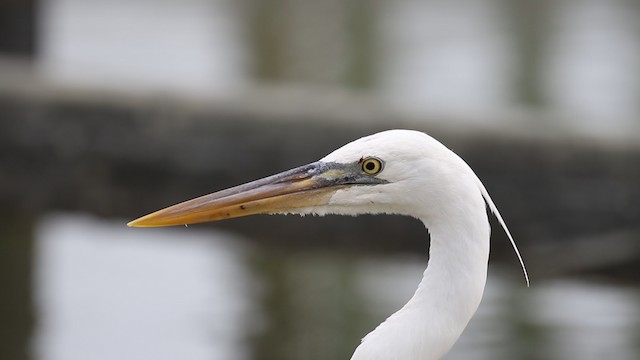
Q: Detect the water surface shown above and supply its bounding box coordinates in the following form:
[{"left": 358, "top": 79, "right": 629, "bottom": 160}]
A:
[{"left": 26, "top": 213, "right": 640, "bottom": 360}]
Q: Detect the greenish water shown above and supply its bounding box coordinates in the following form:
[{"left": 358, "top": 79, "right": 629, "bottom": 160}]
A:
[{"left": 2, "top": 213, "right": 639, "bottom": 360}]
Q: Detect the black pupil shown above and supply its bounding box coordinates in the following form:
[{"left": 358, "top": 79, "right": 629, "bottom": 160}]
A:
[{"left": 365, "top": 161, "right": 376, "bottom": 171}]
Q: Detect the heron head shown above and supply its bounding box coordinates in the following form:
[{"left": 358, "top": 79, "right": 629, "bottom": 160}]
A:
[{"left": 127, "top": 130, "right": 471, "bottom": 227}]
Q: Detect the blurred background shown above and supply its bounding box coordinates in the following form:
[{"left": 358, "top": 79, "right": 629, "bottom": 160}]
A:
[{"left": 1, "top": 0, "right": 640, "bottom": 359}]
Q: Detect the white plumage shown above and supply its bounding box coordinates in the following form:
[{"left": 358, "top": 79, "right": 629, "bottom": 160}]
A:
[
  {"left": 129, "top": 129, "right": 528, "bottom": 360},
  {"left": 318, "top": 130, "right": 526, "bottom": 359}
]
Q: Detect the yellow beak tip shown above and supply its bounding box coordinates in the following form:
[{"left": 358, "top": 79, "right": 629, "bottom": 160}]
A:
[
  {"left": 126, "top": 220, "right": 139, "bottom": 227},
  {"left": 127, "top": 218, "right": 153, "bottom": 227},
  {"left": 126, "top": 213, "right": 185, "bottom": 228}
]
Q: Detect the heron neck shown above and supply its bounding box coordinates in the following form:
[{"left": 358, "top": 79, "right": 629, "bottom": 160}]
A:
[
  {"left": 352, "top": 194, "right": 490, "bottom": 360},
  {"left": 404, "top": 208, "right": 491, "bottom": 357},
  {"left": 351, "top": 202, "right": 490, "bottom": 360},
  {"left": 418, "top": 212, "right": 490, "bottom": 322}
]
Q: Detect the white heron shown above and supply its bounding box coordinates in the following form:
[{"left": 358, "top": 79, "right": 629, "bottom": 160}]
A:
[{"left": 128, "top": 129, "right": 528, "bottom": 360}]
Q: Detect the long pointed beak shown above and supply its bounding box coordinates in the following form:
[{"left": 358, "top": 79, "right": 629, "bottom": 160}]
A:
[{"left": 127, "top": 162, "right": 349, "bottom": 227}]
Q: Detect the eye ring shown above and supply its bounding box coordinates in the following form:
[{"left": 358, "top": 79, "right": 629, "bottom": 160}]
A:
[{"left": 361, "top": 157, "right": 383, "bottom": 175}]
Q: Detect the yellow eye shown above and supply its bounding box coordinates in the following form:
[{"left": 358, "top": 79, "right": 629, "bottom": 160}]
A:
[{"left": 361, "top": 157, "right": 383, "bottom": 175}]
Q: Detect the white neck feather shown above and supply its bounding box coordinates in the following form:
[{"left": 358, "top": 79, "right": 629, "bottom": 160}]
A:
[{"left": 350, "top": 189, "right": 490, "bottom": 360}]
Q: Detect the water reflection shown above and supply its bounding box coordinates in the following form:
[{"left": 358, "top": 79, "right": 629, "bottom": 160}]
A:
[
  {"left": 529, "top": 281, "right": 640, "bottom": 360},
  {"left": 33, "top": 213, "right": 255, "bottom": 360},
  {"left": 31, "top": 213, "right": 640, "bottom": 360}
]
